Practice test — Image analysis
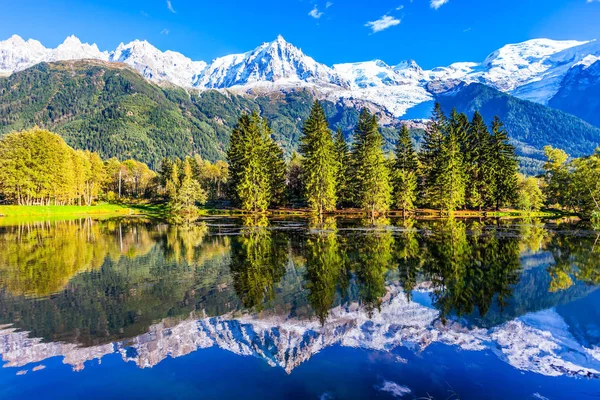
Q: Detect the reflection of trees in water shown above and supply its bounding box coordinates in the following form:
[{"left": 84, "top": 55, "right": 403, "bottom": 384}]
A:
[
  {"left": 0, "top": 219, "right": 156, "bottom": 297},
  {"left": 396, "top": 218, "right": 424, "bottom": 301},
  {"left": 350, "top": 218, "right": 395, "bottom": 316},
  {"left": 421, "top": 219, "right": 521, "bottom": 321},
  {"left": 304, "top": 217, "right": 347, "bottom": 324},
  {"left": 2, "top": 217, "right": 600, "bottom": 346},
  {"left": 547, "top": 231, "right": 600, "bottom": 292},
  {"left": 229, "top": 219, "right": 287, "bottom": 310},
  {"left": 0, "top": 220, "right": 232, "bottom": 346}
]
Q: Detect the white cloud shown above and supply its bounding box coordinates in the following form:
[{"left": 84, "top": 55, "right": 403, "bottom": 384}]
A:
[
  {"left": 430, "top": 0, "right": 449, "bottom": 9},
  {"left": 396, "top": 5, "right": 404, "bottom": 10},
  {"left": 326, "top": 2, "right": 333, "bottom": 8},
  {"left": 166, "top": 0, "right": 176, "bottom": 13},
  {"left": 365, "top": 15, "right": 401, "bottom": 33},
  {"left": 309, "top": 5, "right": 323, "bottom": 19},
  {"left": 161, "top": 28, "right": 170, "bottom": 35}
]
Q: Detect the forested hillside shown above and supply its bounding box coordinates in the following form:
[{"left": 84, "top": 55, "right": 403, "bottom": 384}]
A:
[
  {"left": 435, "top": 83, "right": 600, "bottom": 171},
  {"left": 0, "top": 61, "right": 375, "bottom": 168}
]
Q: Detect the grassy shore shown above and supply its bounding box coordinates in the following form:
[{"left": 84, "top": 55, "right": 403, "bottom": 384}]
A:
[
  {"left": 0, "top": 204, "right": 145, "bottom": 217},
  {"left": 0, "top": 203, "right": 567, "bottom": 220}
]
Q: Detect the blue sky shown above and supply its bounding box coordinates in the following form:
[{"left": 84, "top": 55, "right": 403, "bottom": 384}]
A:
[{"left": 1, "top": 0, "right": 600, "bottom": 69}]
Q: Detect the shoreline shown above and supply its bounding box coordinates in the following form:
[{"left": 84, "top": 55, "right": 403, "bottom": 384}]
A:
[{"left": 0, "top": 204, "right": 571, "bottom": 221}]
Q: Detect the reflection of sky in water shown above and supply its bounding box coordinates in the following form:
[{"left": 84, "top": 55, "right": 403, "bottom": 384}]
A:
[{"left": 0, "top": 217, "right": 600, "bottom": 399}]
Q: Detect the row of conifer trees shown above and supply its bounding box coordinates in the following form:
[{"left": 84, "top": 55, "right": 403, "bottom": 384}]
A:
[{"left": 227, "top": 101, "right": 520, "bottom": 215}]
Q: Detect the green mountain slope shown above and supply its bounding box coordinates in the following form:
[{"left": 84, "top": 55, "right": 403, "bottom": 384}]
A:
[
  {"left": 436, "top": 83, "right": 600, "bottom": 162},
  {"left": 0, "top": 60, "right": 367, "bottom": 168}
]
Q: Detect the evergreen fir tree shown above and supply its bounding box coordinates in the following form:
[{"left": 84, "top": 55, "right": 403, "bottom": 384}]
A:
[
  {"left": 166, "top": 162, "right": 180, "bottom": 201},
  {"left": 230, "top": 112, "right": 271, "bottom": 213},
  {"left": 226, "top": 114, "right": 251, "bottom": 206},
  {"left": 300, "top": 101, "right": 338, "bottom": 215},
  {"left": 393, "top": 124, "right": 419, "bottom": 216},
  {"left": 466, "top": 111, "right": 494, "bottom": 210},
  {"left": 172, "top": 158, "right": 207, "bottom": 213},
  {"left": 333, "top": 127, "right": 352, "bottom": 207},
  {"left": 287, "top": 151, "right": 304, "bottom": 206},
  {"left": 352, "top": 109, "right": 392, "bottom": 217},
  {"left": 438, "top": 123, "right": 466, "bottom": 213},
  {"left": 490, "top": 116, "right": 519, "bottom": 209},
  {"left": 265, "top": 125, "right": 287, "bottom": 208},
  {"left": 420, "top": 103, "right": 446, "bottom": 208}
]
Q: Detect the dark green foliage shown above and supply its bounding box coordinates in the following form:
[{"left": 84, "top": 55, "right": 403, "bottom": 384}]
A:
[
  {"left": 491, "top": 116, "right": 519, "bottom": 209},
  {"left": 0, "top": 61, "right": 368, "bottom": 168},
  {"left": 299, "top": 101, "right": 338, "bottom": 214},
  {"left": 393, "top": 124, "right": 419, "bottom": 214},
  {"left": 333, "top": 127, "right": 352, "bottom": 207},
  {"left": 435, "top": 83, "right": 600, "bottom": 172},
  {"left": 351, "top": 109, "right": 392, "bottom": 215},
  {"left": 226, "top": 112, "right": 285, "bottom": 212}
]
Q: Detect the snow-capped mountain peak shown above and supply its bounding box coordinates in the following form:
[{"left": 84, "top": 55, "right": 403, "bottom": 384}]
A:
[
  {"left": 108, "top": 39, "right": 207, "bottom": 88},
  {"left": 195, "top": 35, "right": 348, "bottom": 89},
  {"left": 1, "top": 34, "right": 600, "bottom": 119},
  {"left": 52, "top": 35, "right": 108, "bottom": 61}
]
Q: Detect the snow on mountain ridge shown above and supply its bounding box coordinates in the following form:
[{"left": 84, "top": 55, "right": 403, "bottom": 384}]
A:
[
  {"left": 195, "top": 35, "right": 348, "bottom": 89},
  {"left": 1, "top": 34, "right": 599, "bottom": 117}
]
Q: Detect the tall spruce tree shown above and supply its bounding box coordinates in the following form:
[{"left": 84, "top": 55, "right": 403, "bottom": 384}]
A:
[
  {"left": 333, "top": 127, "right": 352, "bottom": 207},
  {"left": 287, "top": 151, "right": 304, "bottom": 206},
  {"left": 466, "top": 112, "right": 494, "bottom": 210},
  {"left": 227, "top": 114, "right": 251, "bottom": 206},
  {"left": 420, "top": 103, "right": 447, "bottom": 208},
  {"left": 300, "top": 101, "right": 338, "bottom": 215},
  {"left": 265, "top": 129, "right": 287, "bottom": 208},
  {"left": 352, "top": 109, "right": 392, "bottom": 216},
  {"left": 490, "top": 116, "right": 519, "bottom": 209},
  {"left": 227, "top": 112, "right": 271, "bottom": 212},
  {"left": 393, "top": 124, "right": 419, "bottom": 215},
  {"left": 438, "top": 122, "right": 466, "bottom": 213}
]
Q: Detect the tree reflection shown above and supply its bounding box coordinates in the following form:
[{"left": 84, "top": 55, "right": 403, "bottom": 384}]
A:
[
  {"left": 547, "top": 231, "right": 600, "bottom": 292},
  {"left": 0, "top": 219, "right": 155, "bottom": 297},
  {"left": 395, "top": 218, "right": 422, "bottom": 301},
  {"left": 422, "top": 219, "right": 521, "bottom": 321},
  {"left": 230, "top": 218, "right": 287, "bottom": 310},
  {"left": 305, "top": 217, "right": 346, "bottom": 324},
  {"left": 351, "top": 218, "right": 395, "bottom": 315}
]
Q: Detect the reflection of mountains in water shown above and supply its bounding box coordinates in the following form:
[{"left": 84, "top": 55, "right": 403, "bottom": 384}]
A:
[{"left": 2, "top": 285, "right": 600, "bottom": 378}]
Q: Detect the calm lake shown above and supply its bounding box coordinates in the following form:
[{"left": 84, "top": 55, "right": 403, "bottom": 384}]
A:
[{"left": 1, "top": 216, "right": 600, "bottom": 399}]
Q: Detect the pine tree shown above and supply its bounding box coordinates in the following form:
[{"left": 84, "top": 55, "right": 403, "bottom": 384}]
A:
[
  {"left": 300, "top": 101, "right": 338, "bottom": 215},
  {"left": 229, "top": 112, "right": 271, "bottom": 212},
  {"left": 226, "top": 114, "right": 251, "bottom": 206},
  {"left": 466, "top": 112, "right": 494, "bottom": 210},
  {"left": 166, "top": 162, "right": 180, "bottom": 200},
  {"left": 393, "top": 124, "right": 419, "bottom": 215},
  {"left": 438, "top": 122, "right": 466, "bottom": 213},
  {"left": 352, "top": 109, "right": 392, "bottom": 217},
  {"left": 265, "top": 128, "right": 287, "bottom": 208},
  {"left": 490, "top": 116, "right": 519, "bottom": 210},
  {"left": 287, "top": 152, "right": 304, "bottom": 206},
  {"left": 333, "top": 127, "right": 352, "bottom": 207},
  {"left": 420, "top": 103, "right": 446, "bottom": 208}
]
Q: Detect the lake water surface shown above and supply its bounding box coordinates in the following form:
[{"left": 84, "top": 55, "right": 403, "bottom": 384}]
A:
[{"left": 1, "top": 216, "right": 600, "bottom": 399}]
